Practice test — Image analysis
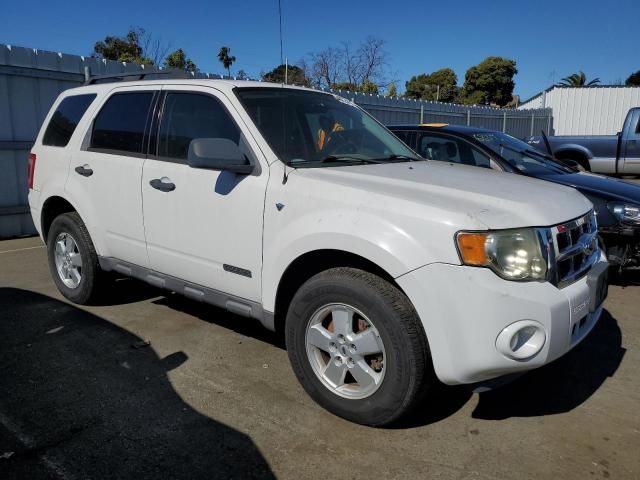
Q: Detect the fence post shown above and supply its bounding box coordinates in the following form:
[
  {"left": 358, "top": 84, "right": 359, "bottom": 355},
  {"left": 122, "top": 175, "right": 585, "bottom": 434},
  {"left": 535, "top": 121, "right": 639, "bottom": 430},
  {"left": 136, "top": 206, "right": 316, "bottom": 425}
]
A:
[
  {"left": 530, "top": 112, "right": 535, "bottom": 136},
  {"left": 546, "top": 113, "right": 552, "bottom": 135},
  {"left": 466, "top": 109, "right": 471, "bottom": 126},
  {"left": 420, "top": 104, "right": 424, "bottom": 124},
  {"left": 502, "top": 111, "right": 507, "bottom": 133},
  {"left": 83, "top": 66, "right": 90, "bottom": 83}
]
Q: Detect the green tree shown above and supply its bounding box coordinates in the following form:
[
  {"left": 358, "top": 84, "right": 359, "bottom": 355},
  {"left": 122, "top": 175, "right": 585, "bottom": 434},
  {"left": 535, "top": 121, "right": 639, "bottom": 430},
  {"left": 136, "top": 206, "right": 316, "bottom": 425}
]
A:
[
  {"left": 94, "top": 28, "right": 154, "bottom": 65},
  {"left": 387, "top": 82, "right": 398, "bottom": 97},
  {"left": 331, "top": 82, "right": 359, "bottom": 91},
  {"left": 558, "top": 71, "right": 600, "bottom": 87},
  {"left": 404, "top": 68, "right": 458, "bottom": 102},
  {"left": 460, "top": 57, "right": 518, "bottom": 106},
  {"left": 330, "top": 81, "right": 378, "bottom": 94},
  {"left": 625, "top": 70, "right": 640, "bottom": 86},
  {"left": 217, "top": 46, "right": 236, "bottom": 77},
  {"left": 262, "top": 64, "right": 309, "bottom": 85},
  {"left": 164, "top": 48, "right": 197, "bottom": 72},
  {"left": 360, "top": 79, "right": 379, "bottom": 94}
]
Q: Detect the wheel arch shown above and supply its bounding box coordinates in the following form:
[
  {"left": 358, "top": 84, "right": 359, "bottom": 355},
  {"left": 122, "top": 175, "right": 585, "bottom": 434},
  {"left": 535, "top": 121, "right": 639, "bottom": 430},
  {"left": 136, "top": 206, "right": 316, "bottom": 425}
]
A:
[
  {"left": 554, "top": 147, "right": 592, "bottom": 170},
  {"left": 41, "top": 196, "right": 79, "bottom": 242},
  {"left": 272, "top": 249, "right": 407, "bottom": 335}
]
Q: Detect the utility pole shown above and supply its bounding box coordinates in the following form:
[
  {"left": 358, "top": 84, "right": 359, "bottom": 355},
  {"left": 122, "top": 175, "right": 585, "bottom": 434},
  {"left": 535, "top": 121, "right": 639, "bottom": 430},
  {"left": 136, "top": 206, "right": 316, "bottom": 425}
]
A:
[
  {"left": 436, "top": 85, "right": 440, "bottom": 102},
  {"left": 285, "top": 57, "right": 288, "bottom": 85},
  {"left": 278, "top": 0, "right": 284, "bottom": 67}
]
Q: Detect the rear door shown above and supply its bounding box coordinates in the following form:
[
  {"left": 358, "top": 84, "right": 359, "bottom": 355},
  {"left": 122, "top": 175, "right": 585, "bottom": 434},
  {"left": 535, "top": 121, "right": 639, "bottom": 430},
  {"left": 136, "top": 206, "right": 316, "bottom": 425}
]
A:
[
  {"left": 621, "top": 110, "right": 640, "bottom": 174},
  {"left": 141, "top": 85, "right": 267, "bottom": 302},
  {"left": 65, "top": 86, "right": 159, "bottom": 266}
]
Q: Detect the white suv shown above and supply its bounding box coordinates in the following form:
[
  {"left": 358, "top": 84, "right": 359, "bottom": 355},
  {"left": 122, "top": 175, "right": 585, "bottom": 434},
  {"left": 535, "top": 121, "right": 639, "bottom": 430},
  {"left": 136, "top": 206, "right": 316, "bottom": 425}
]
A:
[{"left": 28, "top": 79, "right": 609, "bottom": 426}]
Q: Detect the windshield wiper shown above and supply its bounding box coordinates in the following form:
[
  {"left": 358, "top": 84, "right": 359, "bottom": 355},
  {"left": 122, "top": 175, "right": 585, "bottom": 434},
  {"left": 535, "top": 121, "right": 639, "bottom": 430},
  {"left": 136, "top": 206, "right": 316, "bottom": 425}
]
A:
[
  {"left": 319, "top": 155, "right": 387, "bottom": 164},
  {"left": 380, "top": 154, "right": 421, "bottom": 162},
  {"left": 498, "top": 143, "right": 574, "bottom": 173}
]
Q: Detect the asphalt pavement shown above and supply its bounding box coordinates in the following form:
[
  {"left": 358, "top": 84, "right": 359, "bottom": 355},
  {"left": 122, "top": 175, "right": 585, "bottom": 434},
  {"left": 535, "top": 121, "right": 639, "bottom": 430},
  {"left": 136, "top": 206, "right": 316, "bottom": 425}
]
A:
[{"left": 1, "top": 236, "right": 639, "bottom": 479}]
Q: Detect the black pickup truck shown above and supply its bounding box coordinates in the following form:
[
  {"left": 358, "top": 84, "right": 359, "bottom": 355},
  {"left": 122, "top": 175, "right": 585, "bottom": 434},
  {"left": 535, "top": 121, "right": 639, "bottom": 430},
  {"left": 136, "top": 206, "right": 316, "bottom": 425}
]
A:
[{"left": 526, "top": 107, "right": 640, "bottom": 175}]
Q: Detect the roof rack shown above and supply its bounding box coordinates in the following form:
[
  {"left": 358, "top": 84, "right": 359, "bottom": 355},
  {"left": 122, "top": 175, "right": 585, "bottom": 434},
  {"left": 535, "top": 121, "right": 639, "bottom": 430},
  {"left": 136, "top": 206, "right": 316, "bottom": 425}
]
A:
[{"left": 83, "top": 70, "right": 191, "bottom": 85}]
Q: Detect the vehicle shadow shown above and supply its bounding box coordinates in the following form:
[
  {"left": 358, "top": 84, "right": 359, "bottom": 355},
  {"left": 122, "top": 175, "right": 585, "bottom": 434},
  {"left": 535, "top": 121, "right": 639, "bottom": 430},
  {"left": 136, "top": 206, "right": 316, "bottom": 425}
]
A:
[
  {"left": 472, "top": 310, "right": 625, "bottom": 420},
  {"left": 609, "top": 267, "right": 640, "bottom": 287},
  {"left": 88, "top": 275, "right": 164, "bottom": 306},
  {"left": 152, "top": 293, "right": 285, "bottom": 350},
  {"left": 0, "top": 288, "right": 275, "bottom": 480}
]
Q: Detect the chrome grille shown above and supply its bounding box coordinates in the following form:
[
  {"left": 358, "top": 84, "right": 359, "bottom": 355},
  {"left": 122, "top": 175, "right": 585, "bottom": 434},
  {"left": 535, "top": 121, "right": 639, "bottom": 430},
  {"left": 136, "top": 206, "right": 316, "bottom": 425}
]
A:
[{"left": 550, "top": 211, "right": 600, "bottom": 288}]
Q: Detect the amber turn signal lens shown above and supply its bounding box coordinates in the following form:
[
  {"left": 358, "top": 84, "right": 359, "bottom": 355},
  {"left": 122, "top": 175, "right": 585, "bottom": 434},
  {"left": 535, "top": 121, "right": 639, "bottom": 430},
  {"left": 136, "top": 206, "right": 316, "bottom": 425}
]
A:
[{"left": 456, "top": 233, "right": 488, "bottom": 266}]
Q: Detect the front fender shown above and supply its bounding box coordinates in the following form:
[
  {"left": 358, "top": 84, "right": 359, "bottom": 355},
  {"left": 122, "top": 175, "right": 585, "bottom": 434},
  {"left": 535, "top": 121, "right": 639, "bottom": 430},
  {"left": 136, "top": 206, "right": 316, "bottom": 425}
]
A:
[{"left": 261, "top": 208, "right": 460, "bottom": 312}]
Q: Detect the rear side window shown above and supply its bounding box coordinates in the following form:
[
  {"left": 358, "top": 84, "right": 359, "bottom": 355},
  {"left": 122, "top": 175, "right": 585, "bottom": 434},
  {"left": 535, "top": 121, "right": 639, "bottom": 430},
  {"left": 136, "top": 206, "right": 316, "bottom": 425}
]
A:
[
  {"left": 391, "top": 130, "right": 415, "bottom": 148},
  {"left": 157, "top": 93, "right": 240, "bottom": 161},
  {"left": 417, "top": 133, "right": 492, "bottom": 168},
  {"left": 91, "top": 92, "right": 154, "bottom": 154},
  {"left": 43, "top": 94, "right": 96, "bottom": 147}
]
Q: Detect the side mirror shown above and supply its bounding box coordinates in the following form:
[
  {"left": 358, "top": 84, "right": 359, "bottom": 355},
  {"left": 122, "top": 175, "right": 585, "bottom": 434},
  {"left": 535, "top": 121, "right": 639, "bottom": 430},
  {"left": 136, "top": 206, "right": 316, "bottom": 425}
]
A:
[{"left": 187, "top": 138, "right": 254, "bottom": 174}]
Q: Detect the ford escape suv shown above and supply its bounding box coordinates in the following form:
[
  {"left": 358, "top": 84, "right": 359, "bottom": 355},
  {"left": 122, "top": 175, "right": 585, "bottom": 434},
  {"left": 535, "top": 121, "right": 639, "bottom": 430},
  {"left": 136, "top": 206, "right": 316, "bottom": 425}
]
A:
[{"left": 28, "top": 79, "right": 609, "bottom": 426}]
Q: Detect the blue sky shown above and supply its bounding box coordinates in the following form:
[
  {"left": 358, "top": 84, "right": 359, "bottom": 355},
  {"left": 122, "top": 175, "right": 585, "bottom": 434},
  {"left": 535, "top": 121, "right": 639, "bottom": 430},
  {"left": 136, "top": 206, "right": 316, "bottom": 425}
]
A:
[{"left": 2, "top": 0, "right": 638, "bottom": 99}]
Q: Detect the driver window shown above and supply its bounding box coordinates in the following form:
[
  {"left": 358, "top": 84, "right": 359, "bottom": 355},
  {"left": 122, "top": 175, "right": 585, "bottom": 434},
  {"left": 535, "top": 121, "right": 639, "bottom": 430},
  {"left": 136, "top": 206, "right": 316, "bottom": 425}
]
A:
[
  {"left": 417, "top": 133, "right": 492, "bottom": 168},
  {"left": 158, "top": 93, "right": 240, "bottom": 161}
]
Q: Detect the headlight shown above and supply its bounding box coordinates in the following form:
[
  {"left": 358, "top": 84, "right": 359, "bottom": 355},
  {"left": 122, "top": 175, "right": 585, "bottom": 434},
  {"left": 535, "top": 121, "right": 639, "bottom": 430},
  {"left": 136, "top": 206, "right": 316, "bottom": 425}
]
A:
[
  {"left": 456, "top": 228, "right": 548, "bottom": 281},
  {"left": 608, "top": 203, "right": 640, "bottom": 225}
]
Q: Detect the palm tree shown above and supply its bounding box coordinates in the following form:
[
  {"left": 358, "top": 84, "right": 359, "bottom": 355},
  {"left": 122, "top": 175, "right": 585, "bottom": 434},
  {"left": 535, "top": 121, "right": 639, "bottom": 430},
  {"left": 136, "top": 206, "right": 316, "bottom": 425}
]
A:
[
  {"left": 217, "top": 46, "right": 236, "bottom": 78},
  {"left": 558, "top": 71, "right": 601, "bottom": 87}
]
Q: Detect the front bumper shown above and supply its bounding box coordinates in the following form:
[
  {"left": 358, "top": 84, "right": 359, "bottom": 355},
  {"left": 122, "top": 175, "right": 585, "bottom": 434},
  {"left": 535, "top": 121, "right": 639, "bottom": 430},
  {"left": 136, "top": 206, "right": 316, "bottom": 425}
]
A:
[{"left": 396, "top": 254, "right": 608, "bottom": 385}]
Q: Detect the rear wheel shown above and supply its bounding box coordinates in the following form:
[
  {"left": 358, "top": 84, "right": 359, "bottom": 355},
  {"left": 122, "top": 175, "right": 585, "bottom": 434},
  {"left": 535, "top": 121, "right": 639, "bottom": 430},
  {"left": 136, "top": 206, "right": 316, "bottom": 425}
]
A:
[
  {"left": 557, "top": 152, "right": 590, "bottom": 171},
  {"left": 285, "top": 267, "right": 433, "bottom": 426},
  {"left": 47, "top": 212, "right": 104, "bottom": 304}
]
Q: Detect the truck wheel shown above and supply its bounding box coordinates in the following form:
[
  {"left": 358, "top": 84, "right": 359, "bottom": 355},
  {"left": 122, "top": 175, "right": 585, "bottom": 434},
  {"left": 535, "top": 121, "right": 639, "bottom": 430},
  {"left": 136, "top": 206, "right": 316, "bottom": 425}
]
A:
[
  {"left": 47, "top": 212, "right": 104, "bottom": 305},
  {"left": 285, "top": 267, "right": 433, "bottom": 426}
]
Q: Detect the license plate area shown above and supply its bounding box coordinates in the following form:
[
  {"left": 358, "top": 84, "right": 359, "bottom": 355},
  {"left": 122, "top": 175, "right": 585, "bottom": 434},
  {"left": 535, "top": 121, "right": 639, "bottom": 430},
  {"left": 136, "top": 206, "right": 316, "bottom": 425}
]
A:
[{"left": 587, "top": 262, "right": 609, "bottom": 312}]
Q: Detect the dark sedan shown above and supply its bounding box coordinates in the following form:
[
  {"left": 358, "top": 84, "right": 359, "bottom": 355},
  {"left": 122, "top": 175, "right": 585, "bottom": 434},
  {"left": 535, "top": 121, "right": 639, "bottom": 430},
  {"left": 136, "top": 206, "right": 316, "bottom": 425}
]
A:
[{"left": 389, "top": 124, "right": 640, "bottom": 269}]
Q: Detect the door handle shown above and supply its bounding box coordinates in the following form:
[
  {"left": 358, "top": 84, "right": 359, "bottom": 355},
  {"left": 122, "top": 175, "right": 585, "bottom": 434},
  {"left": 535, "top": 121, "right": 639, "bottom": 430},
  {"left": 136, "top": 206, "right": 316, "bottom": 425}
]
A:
[
  {"left": 150, "top": 177, "right": 176, "bottom": 192},
  {"left": 75, "top": 164, "right": 93, "bottom": 177}
]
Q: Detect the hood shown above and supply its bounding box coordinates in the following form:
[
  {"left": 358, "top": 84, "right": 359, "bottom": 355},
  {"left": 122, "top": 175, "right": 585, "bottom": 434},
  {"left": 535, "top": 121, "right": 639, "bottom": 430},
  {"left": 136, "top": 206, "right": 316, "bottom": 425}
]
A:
[
  {"left": 294, "top": 161, "right": 593, "bottom": 230},
  {"left": 539, "top": 172, "right": 640, "bottom": 204}
]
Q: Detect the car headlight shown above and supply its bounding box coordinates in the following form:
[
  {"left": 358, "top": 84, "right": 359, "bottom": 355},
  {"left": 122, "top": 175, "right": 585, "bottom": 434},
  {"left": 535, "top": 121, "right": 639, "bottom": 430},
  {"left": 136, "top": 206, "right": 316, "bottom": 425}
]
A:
[
  {"left": 608, "top": 203, "right": 640, "bottom": 225},
  {"left": 456, "top": 228, "right": 548, "bottom": 281}
]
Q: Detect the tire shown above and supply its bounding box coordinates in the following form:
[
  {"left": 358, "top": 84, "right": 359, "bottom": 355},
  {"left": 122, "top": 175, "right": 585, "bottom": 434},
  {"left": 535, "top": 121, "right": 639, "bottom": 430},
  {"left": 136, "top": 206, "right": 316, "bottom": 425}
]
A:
[
  {"left": 285, "top": 267, "right": 433, "bottom": 426},
  {"left": 47, "top": 212, "right": 104, "bottom": 305}
]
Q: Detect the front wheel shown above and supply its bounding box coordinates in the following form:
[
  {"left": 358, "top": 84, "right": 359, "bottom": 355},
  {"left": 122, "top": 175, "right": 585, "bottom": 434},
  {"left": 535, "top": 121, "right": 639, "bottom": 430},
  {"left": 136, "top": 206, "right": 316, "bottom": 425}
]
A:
[{"left": 285, "top": 267, "right": 433, "bottom": 426}]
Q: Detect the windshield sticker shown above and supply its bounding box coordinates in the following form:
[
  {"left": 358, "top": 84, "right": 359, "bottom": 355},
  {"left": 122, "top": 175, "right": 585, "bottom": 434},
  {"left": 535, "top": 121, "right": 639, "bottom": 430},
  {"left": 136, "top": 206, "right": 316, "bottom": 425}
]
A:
[
  {"left": 472, "top": 133, "right": 497, "bottom": 143},
  {"left": 334, "top": 94, "right": 355, "bottom": 106}
]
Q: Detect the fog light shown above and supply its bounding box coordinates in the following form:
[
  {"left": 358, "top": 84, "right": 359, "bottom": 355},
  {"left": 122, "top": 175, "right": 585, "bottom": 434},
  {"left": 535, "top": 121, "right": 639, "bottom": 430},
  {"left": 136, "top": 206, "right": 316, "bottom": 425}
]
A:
[{"left": 496, "top": 320, "right": 546, "bottom": 360}]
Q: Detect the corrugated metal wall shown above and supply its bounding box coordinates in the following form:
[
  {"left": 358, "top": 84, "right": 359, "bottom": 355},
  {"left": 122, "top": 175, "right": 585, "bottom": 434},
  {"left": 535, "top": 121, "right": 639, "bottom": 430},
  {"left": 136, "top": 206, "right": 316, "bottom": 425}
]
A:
[
  {"left": 0, "top": 43, "right": 551, "bottom": 239},
  {"left": 331, "top": 90, "right": 552, "bottom": 138},
  {"left": 519, "top": 86, "right": 640, "bottom": 135}
]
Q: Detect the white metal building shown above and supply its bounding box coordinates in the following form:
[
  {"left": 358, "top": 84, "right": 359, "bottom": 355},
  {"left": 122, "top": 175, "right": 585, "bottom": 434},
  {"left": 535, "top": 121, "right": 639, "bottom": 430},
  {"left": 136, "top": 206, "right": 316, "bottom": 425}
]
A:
[{"left": 518, "top": 85, "right": 640, "bottom": 135}]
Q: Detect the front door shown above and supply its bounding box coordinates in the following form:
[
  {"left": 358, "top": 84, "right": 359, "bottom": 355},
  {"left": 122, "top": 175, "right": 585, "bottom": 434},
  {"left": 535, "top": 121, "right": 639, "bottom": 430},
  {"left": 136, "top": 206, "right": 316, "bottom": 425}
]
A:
[
  {"left": 621, "top": 111, "right": 640, "bottom": 174},
  {"left": 141, "top": 86, "right": 267, "bottom": 302}
]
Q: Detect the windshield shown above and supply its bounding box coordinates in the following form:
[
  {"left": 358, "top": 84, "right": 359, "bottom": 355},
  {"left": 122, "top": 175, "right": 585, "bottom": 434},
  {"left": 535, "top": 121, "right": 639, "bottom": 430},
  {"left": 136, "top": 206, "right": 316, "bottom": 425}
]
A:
[
  {"left": 235, "top": 88, "right": 418, "bottom": 167},
  {"left": 471, "top": 131, "right": 573, "bottom": 175}
]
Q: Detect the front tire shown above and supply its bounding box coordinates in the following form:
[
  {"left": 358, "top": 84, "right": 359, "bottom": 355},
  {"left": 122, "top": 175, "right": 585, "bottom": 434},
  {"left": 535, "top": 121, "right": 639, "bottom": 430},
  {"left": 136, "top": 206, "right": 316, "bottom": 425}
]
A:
[
  {"left": 47, "top": 212, "right": 104, "bottom": 305},
  {"left": 285, "top": 267, "right": 433, "bottom": 426}
]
